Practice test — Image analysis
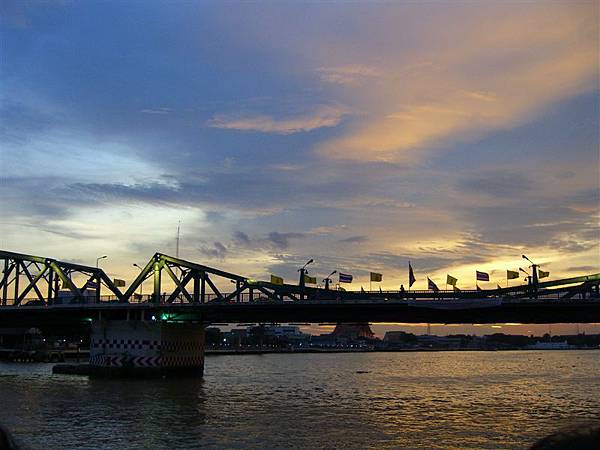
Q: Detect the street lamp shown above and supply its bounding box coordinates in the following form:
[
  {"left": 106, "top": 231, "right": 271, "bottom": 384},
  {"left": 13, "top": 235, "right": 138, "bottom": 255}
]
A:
[
  {"left": 521, "top": 255, "right": 539, "bottom": 296},
  {"left": 298, "top": 259, "right": 314, "bottom": 300},
  {"left": 522, "top": 254, "right": 535, "bottom": 265},
  {"left": 323, "top": 270, "right": 337, "bottom": 290},
  {"left": 300, "top": 259, "right": 314, "bottom": 272},
  {"left": 133, "top": 263, "right": 143, "bottom": 297},
  {"left": 96, "top": 255, "right": 107, "bottom": 268}
]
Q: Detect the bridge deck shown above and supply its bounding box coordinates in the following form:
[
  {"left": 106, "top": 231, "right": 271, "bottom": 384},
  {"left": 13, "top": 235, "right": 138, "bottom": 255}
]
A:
[{"left": 1, "top": 297, "right": 599, "bottom": 329}]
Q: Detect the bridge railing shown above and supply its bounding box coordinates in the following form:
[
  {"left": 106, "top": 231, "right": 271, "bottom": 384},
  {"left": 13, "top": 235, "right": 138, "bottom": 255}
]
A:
[{"left": 10, "top": 287, "right": 599, "bottom": 307}]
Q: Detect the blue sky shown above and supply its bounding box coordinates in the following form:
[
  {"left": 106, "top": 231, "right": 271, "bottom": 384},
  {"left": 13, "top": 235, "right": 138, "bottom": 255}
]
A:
[{"left": 1, "top": 1, "right": 598, "bottom": 335}]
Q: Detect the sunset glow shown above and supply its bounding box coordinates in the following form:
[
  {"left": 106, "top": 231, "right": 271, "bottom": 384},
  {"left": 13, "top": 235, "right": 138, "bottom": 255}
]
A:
[{"left": 1, "top": 1, "right": 598, "bottom": 336}]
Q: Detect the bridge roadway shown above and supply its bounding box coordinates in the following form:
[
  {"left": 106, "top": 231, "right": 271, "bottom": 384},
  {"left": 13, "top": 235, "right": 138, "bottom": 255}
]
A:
[{"left": 1, "top": 297, "right": 600, "bottom": 332}]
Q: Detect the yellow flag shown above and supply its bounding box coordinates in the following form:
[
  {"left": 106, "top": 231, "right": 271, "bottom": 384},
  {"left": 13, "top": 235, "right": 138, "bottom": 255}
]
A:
[
  {"left": 538, "top": 270, "right": 549, "bottom": 279},
  {"left": 304, "top": 274, "right": 317, "bottom": 284},
  {"left": 446, "top": 274, "right": 457, "bottom": 286},
  {"left": 507, "top": 270, "right": 519, "bottom": 280},
  {"left": 270, "top": 275, "right": 283, "bottom": 285},
  {"left": 370, "top": 272, "right": 382, "bottom": 282}
]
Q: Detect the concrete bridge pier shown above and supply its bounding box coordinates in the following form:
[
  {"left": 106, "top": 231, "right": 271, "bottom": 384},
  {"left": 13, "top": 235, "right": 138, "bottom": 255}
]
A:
[{"left": 89, "top": 320, "right": 205, "bottom": 377}]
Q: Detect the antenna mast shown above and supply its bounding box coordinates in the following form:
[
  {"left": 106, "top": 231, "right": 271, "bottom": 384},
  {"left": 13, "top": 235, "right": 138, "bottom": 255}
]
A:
[{"left": 176, "top": 220, "right": 181, "bottom": 258}]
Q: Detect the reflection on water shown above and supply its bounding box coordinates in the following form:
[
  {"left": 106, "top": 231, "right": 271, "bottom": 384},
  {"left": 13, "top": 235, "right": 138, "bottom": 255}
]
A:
[{"left": 1, "top": 351, "right": 599, "bottom": 449}]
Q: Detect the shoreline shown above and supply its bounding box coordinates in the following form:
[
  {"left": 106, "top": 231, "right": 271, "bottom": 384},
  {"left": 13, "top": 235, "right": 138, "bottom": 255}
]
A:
[{"left": 204, "top": 347, "right": 600, "bottom": 355}]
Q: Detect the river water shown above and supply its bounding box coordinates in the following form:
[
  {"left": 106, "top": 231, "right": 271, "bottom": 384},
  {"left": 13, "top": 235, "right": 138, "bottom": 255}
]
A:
[{"left": 1, "top": 350, "right": 599, "bottom": 449}]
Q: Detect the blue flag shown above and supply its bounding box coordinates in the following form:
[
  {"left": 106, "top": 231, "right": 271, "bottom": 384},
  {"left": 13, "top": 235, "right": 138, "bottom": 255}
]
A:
[
  {"left": 84, "top": 280, "right": 98, "bottom": 290},
  {"left": 427, "top": 277, "right": 439, "bottom": 292},
  {"left": 409, "top": 262, "right": 416, "bottom": 288}
]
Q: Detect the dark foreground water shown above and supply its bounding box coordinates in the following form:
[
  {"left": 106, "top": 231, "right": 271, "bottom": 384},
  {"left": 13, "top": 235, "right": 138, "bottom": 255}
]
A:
[{"left": 1, "top": 351, "right": 599, "bottom": 449}]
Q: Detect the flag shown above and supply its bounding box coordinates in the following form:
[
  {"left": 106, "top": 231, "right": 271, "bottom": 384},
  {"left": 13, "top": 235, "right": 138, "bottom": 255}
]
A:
[
  {"left": 408, "top": 262, "right": 416, "bottom": 288},
  {"left": 427, "top": 277, "right": 439, "bottom": 292},
  {"left": 476, "top": 284, "right": 482, "bottom": 291},
  {"left": 84, "top": 280, "right": 98, "bottom": 290},
  {"left": 113, "top": 278, "right": 126, "bottom": 287},
  {"left": 303, "top": 274, "right": 317, "bottom": 284},
  {"left": 476, "top": 270, "right": 490, "bottom": 281},
  {"left": 339, "top": 272, "right": 353, "bottom": 283},
  {"left": 538, "top": 269, "right": 549, "bottom": 279},
  {"left": 270, "top": 275, "right": 284, "bottom": 285},
  {"left": 446, "top": 274, "right": 457, "bottom": 286},
  {"left": 370, "top": 272, "right": 383, "bottom": 282},
  {"left": 507, "top": 270, "right": 520, "bottom": 280}
]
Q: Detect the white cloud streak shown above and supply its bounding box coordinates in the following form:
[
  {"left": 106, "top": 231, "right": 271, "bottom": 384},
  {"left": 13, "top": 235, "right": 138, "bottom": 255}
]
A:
[{"left": 206, "top": 105, "right": 348, "bottom": 134}]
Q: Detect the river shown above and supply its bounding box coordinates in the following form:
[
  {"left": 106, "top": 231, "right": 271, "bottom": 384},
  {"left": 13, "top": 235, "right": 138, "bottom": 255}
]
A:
[{"left": 1, "top": 350, "right": 599, "bottom": 449}]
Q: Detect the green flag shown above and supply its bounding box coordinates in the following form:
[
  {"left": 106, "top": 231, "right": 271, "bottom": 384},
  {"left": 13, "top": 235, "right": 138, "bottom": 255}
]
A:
[
  {"left": 507, "top": 270, "right": 520, "bottom": 280},
  {"left": 446, "top": 274, "right": 457, "bottom": 286},
  {"left": 304, "top": 274, "right": 317, "bottom": 284},
  {"left": 270, "top": 275, "right": 284, "bottom": 285},
  {"left": 370, "top": 272, "right": 383, "bottom": 282}
]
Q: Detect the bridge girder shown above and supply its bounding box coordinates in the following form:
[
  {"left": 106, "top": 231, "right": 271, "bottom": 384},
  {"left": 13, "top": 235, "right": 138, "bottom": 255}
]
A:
[
  {"left": 0, "top": 250, "right": 124, "bottom": 306},
  {"left": 122, "top": 253, "right": 300, "bottom": 305},
  {"left": 1, "top": 249, "right": 599, "bottom": 307}
]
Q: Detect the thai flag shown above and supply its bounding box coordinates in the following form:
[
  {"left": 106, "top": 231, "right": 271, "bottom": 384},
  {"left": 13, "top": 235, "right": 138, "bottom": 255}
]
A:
[
  {"left": 476, "top": 271, "right": 490, "bottom": 281},
  {"left": 339, "top": 272, "right": 353, "bottom": 283}
]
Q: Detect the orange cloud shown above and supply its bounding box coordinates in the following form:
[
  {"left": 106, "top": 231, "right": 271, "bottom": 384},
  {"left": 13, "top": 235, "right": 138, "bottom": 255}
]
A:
[{"left": 314, "top": 3, "right": 598, "bottom": 162}]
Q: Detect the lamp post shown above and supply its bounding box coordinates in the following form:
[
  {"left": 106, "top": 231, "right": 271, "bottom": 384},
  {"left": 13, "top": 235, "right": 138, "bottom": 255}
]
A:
[
  {"left": 323, "top": 270, "right": 337, "bottom": 290},
  {"left": 522, "top": 254, "right": 539, "bottom": 297},
  {"left": 133, "top": 263, "right": 143, "bottom": 298},
  {"left": 96, "top": 255, "right": 107, "bottom": 268},
  {"left": 298, "top": 259, "right": 314, "bottom": 300}
]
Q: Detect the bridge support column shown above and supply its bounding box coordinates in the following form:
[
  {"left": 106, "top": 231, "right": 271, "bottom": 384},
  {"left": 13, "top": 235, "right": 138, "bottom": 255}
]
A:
[{"left": 90, "top": 320, "right": 204, "bottom": 377}]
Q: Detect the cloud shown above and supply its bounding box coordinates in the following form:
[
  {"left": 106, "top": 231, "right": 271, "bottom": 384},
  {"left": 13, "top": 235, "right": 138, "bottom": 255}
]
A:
[
  {"left": 457, "top": 172, "right": 532, "bottom": 198},
  {"left": 232, "top": 231, "right": 306, "bottom": 251},
  {"left": 140, "top": 107, "right": 172, "bottom": 115},
  {"left": 317, "top": 64, "right": 381, "bottom": 85},
  {"left": 206, "top": 105, "right": 347, "bottom": 134},
  {"left": 567, "top": 266, "right": 598, "bottom": 273},
  {"left": 232, "top": 231, "right": 252, "bottom": 247},
  {"left": 312, "top": 3, "right": 598, "bottom": 162},
  {"left": 266, "top": 232, "right": 305, "bottom": 249},
  {"left": 338, "top": 235, "right": 369, "bottom": 243},
  {"left": 1, "top": 1, "right": 598, "bottom": 299},
  {"left": 198, "top": 241, "right": 228, "bottom": 260}
]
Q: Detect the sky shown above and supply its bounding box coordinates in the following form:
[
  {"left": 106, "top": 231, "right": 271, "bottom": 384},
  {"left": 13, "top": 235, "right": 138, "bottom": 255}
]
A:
[{"left": 1, "top": 1, "right": 599, "bottom": 336}]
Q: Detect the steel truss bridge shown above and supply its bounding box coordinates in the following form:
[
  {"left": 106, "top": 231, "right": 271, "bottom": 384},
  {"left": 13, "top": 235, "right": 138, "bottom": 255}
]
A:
[{"left": 1, "top": 249, "right": 599, "bottom": 329}]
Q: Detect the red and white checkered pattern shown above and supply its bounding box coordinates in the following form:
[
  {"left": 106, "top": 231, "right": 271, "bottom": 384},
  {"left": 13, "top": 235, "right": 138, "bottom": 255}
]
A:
[
  {"left": 92, "top": 338, "right": 161, "bottom": 350},
  {"left": 90, "top": 321, "right": 205, "bottom": 370}
]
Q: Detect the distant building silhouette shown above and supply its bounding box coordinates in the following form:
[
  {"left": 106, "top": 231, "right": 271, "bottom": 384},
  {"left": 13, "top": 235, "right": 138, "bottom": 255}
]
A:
[{"left": 331, "top": 323, "right": 375, "bottom": 340}]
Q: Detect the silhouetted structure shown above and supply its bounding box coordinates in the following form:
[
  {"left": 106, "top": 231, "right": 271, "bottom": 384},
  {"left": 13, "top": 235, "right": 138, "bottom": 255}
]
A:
[{"left": 332, "top": 323, "right": 375, "bottom": 340}]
